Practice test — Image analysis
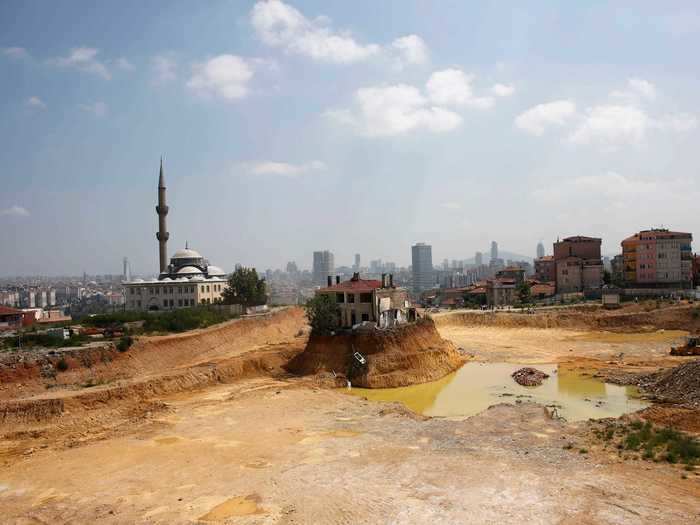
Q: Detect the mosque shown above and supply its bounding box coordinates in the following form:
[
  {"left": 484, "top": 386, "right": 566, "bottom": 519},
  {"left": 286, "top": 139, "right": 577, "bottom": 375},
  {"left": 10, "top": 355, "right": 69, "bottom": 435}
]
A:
[{"left": 123, "top": 160, "right": 229, "bottom": 311}]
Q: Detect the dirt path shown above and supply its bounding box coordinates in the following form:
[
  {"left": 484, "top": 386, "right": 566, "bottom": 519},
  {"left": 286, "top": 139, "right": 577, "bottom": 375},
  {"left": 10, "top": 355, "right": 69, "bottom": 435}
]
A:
[{"left": 1, "top": 380, "right": 698, "bottom": 524}]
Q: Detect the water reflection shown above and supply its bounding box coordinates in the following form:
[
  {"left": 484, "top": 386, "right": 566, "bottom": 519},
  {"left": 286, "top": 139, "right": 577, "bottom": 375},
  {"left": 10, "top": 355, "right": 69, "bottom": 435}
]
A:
[{"left": 349, "top": 362, "right": 647, "bottom": 422}]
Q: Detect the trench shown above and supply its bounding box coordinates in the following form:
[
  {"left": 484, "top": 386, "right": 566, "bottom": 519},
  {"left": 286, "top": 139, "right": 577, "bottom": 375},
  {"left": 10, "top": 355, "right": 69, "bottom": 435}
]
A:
[{"left": 349, "top": 362, "right": 648, "bottom": 421}]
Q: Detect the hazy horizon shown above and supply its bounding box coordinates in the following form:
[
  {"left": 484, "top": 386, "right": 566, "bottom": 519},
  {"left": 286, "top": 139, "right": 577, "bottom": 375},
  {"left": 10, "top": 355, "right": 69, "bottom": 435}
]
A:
[{"left": 2, "top": 1, "right": 699, "bottom": 277}]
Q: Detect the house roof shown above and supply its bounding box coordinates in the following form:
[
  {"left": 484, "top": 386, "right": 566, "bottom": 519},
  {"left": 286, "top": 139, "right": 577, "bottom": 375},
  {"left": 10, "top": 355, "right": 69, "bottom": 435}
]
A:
[
  {"left": 535, "top": 255, "right": 554, "bottom": 262},
  {"left": 319, "top": 279, "right": 382, "bottom": 292},
  {"left": 0, "top": 306, "right": 22, "bottom": 316},
  {"left": 561, "top": 236, "right": 601, "bottom": 242}
]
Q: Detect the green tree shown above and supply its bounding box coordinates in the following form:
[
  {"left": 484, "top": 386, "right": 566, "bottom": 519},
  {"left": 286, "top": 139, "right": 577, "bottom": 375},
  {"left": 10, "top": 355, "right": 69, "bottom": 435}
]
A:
[
  {"left": 221, "top": 267, "right": 267, "bottom": 306},
  {"left": 304, "top": 294, "right": 339, "bottom": 335},
  {"left": 603, "top": 270, "right": 612, "bottom": 285},
  {"left": 516, "top": 282, "right": 531, "bottom": 305}
]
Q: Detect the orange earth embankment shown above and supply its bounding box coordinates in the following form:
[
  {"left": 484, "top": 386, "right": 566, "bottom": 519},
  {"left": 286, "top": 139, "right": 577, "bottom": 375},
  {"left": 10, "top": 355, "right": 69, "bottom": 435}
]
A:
[
  {"left": 287, "top": 319, "right": 467, "bottom": 388},
  {"left": 433, "top": 304, "right": 700, "bottom": 333}
]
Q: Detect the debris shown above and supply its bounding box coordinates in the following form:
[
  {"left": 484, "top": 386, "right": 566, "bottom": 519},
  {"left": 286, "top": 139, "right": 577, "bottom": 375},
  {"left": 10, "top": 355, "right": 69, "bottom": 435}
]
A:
[
  {"left": 638, "top": 360, "right": 700, "bottom": 407},
  {"left": 511, "top": 367, "right": 550, "bottom": 386}
]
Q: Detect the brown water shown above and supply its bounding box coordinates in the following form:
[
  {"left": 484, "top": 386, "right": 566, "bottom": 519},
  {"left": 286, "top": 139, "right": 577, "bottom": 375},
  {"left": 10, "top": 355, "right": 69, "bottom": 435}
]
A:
[{"left": 350, "top": 362, "right": 647, "bottom": 421}]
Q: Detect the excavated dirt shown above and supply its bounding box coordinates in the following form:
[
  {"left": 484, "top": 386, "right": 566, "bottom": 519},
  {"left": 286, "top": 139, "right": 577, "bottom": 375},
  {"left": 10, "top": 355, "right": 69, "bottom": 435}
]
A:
[
  {"left": 637, "top": 360, "right": 700, "bottom": 407},
  {"left": 433, "top": 303, "right": 700, "bottom": 333},
  {"left": 1, "top": 303, "right": 700, "bottom": 523},
  {"left": 286, "top": 319, "right": 467, "bottom": 388},
  {"left": 511, "top": 367, "right": 550, "bottom": 386}
]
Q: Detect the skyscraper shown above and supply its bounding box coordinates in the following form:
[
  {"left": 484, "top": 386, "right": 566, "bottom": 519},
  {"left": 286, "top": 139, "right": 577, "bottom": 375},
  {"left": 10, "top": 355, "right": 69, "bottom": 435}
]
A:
[
  {"left": 536, "top": 241, "right": 545, "bottom": 259},
  {"left": 411, "top": 243, "right": 434, "bottom": 294},
  {"left": 312, "top": 250, "right": 335, "bottom": 286},
  {"left": 490, "top": 241, "right": 498, "bottom": 261},
  {"left": 354, "top": 253, "right": 361, "bottom": 271},
  {"left": 475, "top": 252, "right": 483, "bottom": 266}
]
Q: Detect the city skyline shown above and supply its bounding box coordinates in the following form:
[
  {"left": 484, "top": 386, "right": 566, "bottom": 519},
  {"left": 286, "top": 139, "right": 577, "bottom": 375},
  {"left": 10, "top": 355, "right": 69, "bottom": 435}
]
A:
[{"left": 2, "top": 1, "right": 699, "bottom": 276}]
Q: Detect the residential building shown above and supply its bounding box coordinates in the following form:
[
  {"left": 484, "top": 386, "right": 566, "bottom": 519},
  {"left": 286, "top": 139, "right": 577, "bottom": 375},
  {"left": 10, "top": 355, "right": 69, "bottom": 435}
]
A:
[
  {"left": 490, "top": 241, "right": 498, "bottom": 261},
  {"left": 621, "top": 229, "right": 693, "bottom": 288},
  {"left": 553, "top": 236, "right": 603, "bottom": 294},
  {"left": 0, "top": 306, "right": 24, "bottom": 332},
  {"left": 611, "top": 254, "right": 625, "bottom": 284},
  {"left": 534, "top": 256, "right": 556, "bottom": 283},
  {"left": 474, "top": 252, "right": 483, "bottom": 266},
  {"left": 353, "top": 253, "right": 361, "bottom": 271},
  {"left": 312, "top": 250, "right": 335, "bottom": 286},
  {"left": 411, "top": 243, "right": 434, "bottom": 294},
  {"left": 316, "top": 273, "right": 414, "bottom": 329}
]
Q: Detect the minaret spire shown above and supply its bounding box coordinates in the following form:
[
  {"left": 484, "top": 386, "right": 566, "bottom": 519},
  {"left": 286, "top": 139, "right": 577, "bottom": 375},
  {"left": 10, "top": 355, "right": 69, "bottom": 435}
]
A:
[{"left": 156, "top": 158, "right": 169, "bottom": 275}]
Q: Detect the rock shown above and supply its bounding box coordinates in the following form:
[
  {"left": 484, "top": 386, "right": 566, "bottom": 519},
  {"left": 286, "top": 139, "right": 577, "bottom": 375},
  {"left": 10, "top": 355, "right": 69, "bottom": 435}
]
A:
[{"left": 511, "top": 367, "right": 550, "bottom": 387}]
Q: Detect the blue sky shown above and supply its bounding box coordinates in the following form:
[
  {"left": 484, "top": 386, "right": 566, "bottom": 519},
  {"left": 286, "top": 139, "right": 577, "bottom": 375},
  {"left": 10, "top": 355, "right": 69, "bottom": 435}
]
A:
[{"left": 2, "top": 1, "right": 699, "bottom": 276}]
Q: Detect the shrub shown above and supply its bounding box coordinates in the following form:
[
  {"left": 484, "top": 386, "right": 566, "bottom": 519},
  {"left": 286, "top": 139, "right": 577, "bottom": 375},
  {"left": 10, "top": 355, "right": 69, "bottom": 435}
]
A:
[
  {"left": 116, "top": 335, "right": 133, "bottom": 353},
  {"left": 56, "top": 357, "right": 69, "bottom": 372}
]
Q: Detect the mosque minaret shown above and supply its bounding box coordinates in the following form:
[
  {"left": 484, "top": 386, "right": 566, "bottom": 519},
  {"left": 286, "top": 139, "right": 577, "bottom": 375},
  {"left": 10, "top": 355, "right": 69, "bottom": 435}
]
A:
[{"left": 123, "top": 160, "right": 229, "bottom": 311}]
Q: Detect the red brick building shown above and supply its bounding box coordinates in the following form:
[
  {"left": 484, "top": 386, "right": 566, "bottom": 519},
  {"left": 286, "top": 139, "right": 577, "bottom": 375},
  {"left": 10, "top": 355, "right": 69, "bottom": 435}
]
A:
[{"left": 553, "top": 236, "right": 603, "bottom": 294}]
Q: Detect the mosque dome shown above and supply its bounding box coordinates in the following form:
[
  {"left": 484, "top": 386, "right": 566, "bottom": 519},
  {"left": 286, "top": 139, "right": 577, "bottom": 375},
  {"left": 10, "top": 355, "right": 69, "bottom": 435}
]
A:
[
  {"left": 177, "top": 266, "right": 204, "bottom": 276},
  {"left": 172, "top": 248, "right": 203, "bottom": 260},
  {"left": 207, "top": 265, "right": 226, "bottom": 277}
]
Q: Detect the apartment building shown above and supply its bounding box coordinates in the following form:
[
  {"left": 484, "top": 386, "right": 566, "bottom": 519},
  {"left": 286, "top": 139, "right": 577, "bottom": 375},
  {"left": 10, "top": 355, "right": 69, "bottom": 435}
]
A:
[{"left": 621, "top": 229, "right": 693, "bottom": 288}]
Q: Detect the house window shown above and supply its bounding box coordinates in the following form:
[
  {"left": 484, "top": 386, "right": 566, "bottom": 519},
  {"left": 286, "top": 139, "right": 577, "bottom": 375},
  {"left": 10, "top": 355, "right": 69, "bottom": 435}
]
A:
[
  {"left": 163, "top": 299, "right": 168, "bottom": 307},
  {"left": 155, "top": 287, "right": 160, "bottom": 295},
  {"left": 336, "top": 293, "right": 345, "bottom": 303},
  {"left": 361, "top": 313, "right": 369, "bottom": 322},
  {"left": 348, "top": 294, "right": 355, "bottom": 303},
  {"left": 206, "top": 285, "right": 210, "bottom": 292},
  {"left": 178, "top": 299, "right": 182, "bottom": 307},
  {"left": 360, "top": 293, "right": 372, "bottom": 303}
]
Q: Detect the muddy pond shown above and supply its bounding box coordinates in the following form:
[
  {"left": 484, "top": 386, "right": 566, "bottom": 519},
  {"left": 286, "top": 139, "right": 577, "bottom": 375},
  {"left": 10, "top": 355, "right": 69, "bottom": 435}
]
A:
[{"left": 350, "top": 362, "right": 647, "bottom": 421}]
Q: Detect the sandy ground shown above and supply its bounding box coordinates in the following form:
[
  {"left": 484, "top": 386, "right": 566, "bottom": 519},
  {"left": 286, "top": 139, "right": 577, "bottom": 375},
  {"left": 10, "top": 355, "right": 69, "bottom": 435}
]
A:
[
  {"left": 1, "top": 307, "right": 699, "bottom": 524},
  {"left": 1, "top": 379, "right": 698, "bottom": 524},
  {"left": 436, "top": 325, "right": 689, "bottom": 364}
]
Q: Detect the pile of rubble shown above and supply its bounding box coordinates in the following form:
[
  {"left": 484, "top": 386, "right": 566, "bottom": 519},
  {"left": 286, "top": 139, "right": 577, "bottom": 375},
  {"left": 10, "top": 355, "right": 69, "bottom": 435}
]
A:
[
  {"left": 638, "top": 360, "right": 700, "bottom": 407},
  {"left": 511, "top": 367, "right": 549, "bottom": 387}
]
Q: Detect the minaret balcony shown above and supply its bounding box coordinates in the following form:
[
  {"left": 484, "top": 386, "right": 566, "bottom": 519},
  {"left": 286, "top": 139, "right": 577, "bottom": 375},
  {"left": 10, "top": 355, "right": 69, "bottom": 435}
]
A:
[{"left": 156, "top": 205, "right": 169, "bottom": 215}]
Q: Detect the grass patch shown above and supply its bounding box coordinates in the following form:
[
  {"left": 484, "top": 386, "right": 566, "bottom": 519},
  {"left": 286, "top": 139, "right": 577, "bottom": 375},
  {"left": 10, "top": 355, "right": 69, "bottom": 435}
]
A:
[
  {"left": 82, "top": 307, "right": 239, "bottom": 334},
  {"left": 592, "top": 419, "right": 700, "bottom": 469}
]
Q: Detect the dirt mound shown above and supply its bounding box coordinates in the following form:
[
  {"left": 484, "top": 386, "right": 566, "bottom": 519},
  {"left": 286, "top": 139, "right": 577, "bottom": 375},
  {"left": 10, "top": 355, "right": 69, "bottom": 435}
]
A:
[
  {"left": 511, "top": 367, "right": 549, "bottom": 386},
  {"left": 433, "top": 304, "right": 700, "bottom": 333},
  {"left": 638, "top": 360, "right": 700, "bottom": 407},
  {"left": 286, "top": 319, "right": 467, "bottom": 388}
]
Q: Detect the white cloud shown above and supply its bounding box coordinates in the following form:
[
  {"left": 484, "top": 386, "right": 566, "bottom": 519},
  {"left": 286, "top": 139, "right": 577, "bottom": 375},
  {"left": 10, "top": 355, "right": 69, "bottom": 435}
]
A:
[
  {"left": 426, "top": 69, "right": 493, "bottom": 109},
  {"left": 242, "top": 160, "right": 326, "bottom": 177},
  {"left": 653, "top": 113, "right": 698, "bottom": 132},
  {"left": 610, "top": 78, "right": 657, "bottom": 102},
  {"left": 568, "top": 105, "right": 650, "bottom": 146},
  {"left": 50, "top": 47, "right": 111, "bottom": 79},
  {"left": 391, "top": 34, "right": 428, "bottom": 67},
  {"left": 187, "top": 55, "right": 254, "bottom": 101},
  {"left": 251, "top": 0, "right": 379, "bottom": 63},
  {"left": 0, "top": 205, "right": 30, "bottom": 217},
  {"left": 326, "top": 83, "right": 462, "bottom": 137},
  {"left": 491, "top": 83, "right": 515, "bottom": 97},
  {"left": 115, "top": 57, "right": 134, "bottom": 71},
  {"left": 514, "top": 100, "right": 576, "bottom": 136},
  {"left": 151, "top": 55, "right": 177, "bottom": 83},
  {"left": 26, "top": 96, "right": 46, "bottom": 109},
  {"left": 441, "top": 202, "right": 461, "bottom": 210},
  {"left": 79, "top": 101, "right": 108, "bottom": 117},
  {"left": 2, "top": 47, "right": 28, "bottom": 59}
]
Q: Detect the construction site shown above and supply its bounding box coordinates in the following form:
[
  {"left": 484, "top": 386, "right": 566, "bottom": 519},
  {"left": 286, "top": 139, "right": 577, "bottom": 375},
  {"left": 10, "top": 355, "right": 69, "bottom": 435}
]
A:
[{"left": 1, "top": 302, "right": 700, "bottom": 524}]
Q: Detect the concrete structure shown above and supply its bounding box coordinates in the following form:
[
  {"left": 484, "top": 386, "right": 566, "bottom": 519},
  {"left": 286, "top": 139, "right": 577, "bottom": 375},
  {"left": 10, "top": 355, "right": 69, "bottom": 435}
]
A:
[
  {"left": 621, "top": 229, "right": 693, "bottom": 288},
  {"left": 317, "top": 273, "right": 414, "bottom": 329},
  {"left": 353, "top": 253, "right": 361, "bottom": 272},
  {"left": 611, "top": 254, "right": 625, "bottom": 284},
  {"left": 486, "top": 278, "right": 516, "bottom": 307},
  {"left": 123, "top": 161, "right": 228, "bottom": 311},
  {"left": 411, "top": 243, "right": 434, "bottom": 294},
  {"left": 553, "top": 236, "right": 603, "bottom": 294},
  {"left": 474, "top": 252, "right": 483, "bottom": 266},
  {"left": 312, "top": 250, "right": 335, "bottom": 286},
  {"left": 490, "top": 241, "right": 498, "bottom": 262}
]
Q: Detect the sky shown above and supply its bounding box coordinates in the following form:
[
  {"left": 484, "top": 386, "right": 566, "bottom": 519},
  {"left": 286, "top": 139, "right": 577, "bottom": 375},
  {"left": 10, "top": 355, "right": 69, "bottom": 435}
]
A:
[{"left": 1, "top": 0, "right": 700, "bottom": 277}]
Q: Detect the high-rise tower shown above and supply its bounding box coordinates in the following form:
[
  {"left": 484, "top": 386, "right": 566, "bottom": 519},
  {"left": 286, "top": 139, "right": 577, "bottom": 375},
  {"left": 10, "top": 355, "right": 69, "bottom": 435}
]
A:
[{"left": 156, "top": 158, "right": 169, "bottom": 274}]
